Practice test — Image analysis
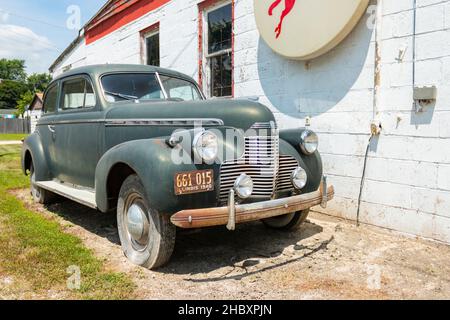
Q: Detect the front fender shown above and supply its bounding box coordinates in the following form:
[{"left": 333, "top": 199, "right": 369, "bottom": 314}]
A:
[
  {"left": 95, "top": 138, "right": 221, "bottom": 213},
  {"left": 21, "top": 132, "right": 52, "bottom": 181},
  {"left": 279, "top": 128, "right": 323, "bottom": 193}
]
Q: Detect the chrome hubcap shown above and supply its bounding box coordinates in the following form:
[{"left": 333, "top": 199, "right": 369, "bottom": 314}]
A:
[{"left": 126, "top": 201, "right": 149, "bottom": 249}]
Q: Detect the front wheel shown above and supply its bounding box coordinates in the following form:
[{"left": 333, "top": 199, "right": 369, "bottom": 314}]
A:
[
  {"left": 117, "top": 174, "right": 176, "bottom": 269},
  {"left": 262, "top": 210, "right": 310, "bottom": 230}
]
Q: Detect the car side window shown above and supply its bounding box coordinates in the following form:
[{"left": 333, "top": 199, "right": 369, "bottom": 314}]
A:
[
  {"left": 43, "top": 84, "right": 58, "bottom": 114},
  {"left": 61, "top": 77, "right": 96, "bottom": 110}
]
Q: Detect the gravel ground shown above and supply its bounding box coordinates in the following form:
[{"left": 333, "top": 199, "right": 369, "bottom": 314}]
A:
[{"left": 8, "top": 189, "right": 450, "bottom": 300}]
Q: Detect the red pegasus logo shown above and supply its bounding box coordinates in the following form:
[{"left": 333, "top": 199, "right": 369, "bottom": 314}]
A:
[{"left": 268, "top": 0, "right": 297, "bottom": 39}]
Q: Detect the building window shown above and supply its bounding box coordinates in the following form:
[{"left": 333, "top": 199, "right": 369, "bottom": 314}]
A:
[
  {"left": 145, "top": 32, "right": 160, "bottom": 66},
  {"left": 201, "top": 2, "right": 233, "bottom": 98},
  {"left": 140, "top": 23, "right": 160, "bottom": 66}
]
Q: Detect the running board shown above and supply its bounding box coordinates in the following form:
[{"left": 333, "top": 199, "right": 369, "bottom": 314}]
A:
[{"left": 35, "top": 181, "right": 97, "bottom": 209}]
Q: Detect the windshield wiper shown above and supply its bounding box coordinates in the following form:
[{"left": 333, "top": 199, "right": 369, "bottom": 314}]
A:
[{"left": 104, "top": 91, "right": 138, "bottom": 100}]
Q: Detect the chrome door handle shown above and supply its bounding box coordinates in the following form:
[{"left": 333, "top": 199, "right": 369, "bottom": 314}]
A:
[{"left": 48, "top": 125, "right": 56, "bottom": 133}]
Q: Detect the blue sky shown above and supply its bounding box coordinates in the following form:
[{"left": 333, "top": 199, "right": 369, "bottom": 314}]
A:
[{"left": 0, "top": 0, "right": 107, "bottom": 75}]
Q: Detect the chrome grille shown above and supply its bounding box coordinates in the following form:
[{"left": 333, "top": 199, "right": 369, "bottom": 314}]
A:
[
  {"left": 220, "top": 135, "right": 278, "bottom": 203},
  {"left": 219, "top": 122, "right": 299, "bottom": 204},
  {"left": 276, "top": 155, "right": 300, "bottom": 192},
  {"left": 249, "top": 122, "right": 277, "bottom": 130}
]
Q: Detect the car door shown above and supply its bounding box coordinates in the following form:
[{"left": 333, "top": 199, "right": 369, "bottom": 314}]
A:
[
  {"left": 54, "top": 75, "right": 102, "bottom": 189},
  {"left": 37, "top": 82, "right": 60, "bottom": 180}
]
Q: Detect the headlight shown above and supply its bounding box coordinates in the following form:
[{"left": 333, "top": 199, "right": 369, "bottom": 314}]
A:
[
  {"left": 291, "top": 167, "right": 308, "bottom": 190},
  {"left": 300, "top": 130, "right": 318, "bottom": 155},
  {"left": 193, "top": 131, "right": 219, "bottom": 163},
  {"left": 234, "top": 174, "right": 253, "bottom": 199}
]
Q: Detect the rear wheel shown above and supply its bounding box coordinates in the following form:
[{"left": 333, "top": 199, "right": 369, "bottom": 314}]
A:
[
  {"left": 117, "top": 174, "right": 176, "bottom": 269},
  {"left": 29, "top": 163, "right": 56, "bottom": 204},
  {"left": 262, "top": 210, "right": 310, "bottom": 230}
]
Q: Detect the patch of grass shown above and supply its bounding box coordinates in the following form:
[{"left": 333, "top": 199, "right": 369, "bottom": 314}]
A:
[
  {"left": 0, "top": 145, "right": 135, "bottom": 299},
  {"left": 0, "top": 134, "right": 28, "bottom": 141}
]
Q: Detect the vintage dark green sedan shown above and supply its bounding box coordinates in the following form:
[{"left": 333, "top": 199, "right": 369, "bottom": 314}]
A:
[{"left": 21, "top": 64, "right": 334, "bottom": 269}]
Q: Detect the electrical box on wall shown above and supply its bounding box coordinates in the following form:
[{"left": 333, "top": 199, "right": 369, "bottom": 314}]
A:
[
  {"left": 413, "top": 86, "right": 437, "bottom": 112},
  {"left": 414, "top": 86, "right": 437, "bottom": 101}
]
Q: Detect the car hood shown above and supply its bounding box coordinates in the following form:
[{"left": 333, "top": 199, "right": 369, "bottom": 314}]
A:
[{"left": 104, "top": 98, "right": 275, "bottom": 131}]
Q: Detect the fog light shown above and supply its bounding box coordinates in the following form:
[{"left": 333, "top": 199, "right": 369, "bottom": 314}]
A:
[
  {"left": 234, "top": 174, "right": 253, "bottom": 199},
  {"left": 291, "top": 167, "right": 307, "bottom": 190}
]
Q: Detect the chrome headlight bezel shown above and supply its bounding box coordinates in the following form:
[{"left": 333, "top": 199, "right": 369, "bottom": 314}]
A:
[
  {"left": 291, "top": 167, "right": 308, "bottom": 190},
  {"left": 233, "top": 173, "right": 254, "bottom": 199},
  {"left": 300, "top": 130, "right": 319, "bottom": 155},
  {"left": 193, "top": 131, "right": 219, "bottom": 163}
]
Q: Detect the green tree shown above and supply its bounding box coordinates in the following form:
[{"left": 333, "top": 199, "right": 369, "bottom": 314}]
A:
[
  {"left": 15, "top": 91, "right": 34, "bottom": 118},
  {"left": 27, "top": 73, "right": 52, "bottom": 92},
  {"left": 0, "top": 59, "right": 27, "bottom": 82},
  {"left": 0, "top": 59, "right": 52, "bottom": 111},
  {"left": 0, "top": 80, "right": 28, "bottom": 109}
]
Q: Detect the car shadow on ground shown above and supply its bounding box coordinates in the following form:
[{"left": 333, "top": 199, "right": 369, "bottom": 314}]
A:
[
  {"left": 164, "top": 222, "right": 328, "bottom": 281},
  {"left": 46, "top": 198, "right": 326, "bottom": 279},
  {"left": 46, "top": 199, "right": 120, "bottom": 245}
]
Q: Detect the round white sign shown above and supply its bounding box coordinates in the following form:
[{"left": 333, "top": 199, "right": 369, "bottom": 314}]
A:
[{"left": 254, "top": 0, "right": 370, "bottom": 60}]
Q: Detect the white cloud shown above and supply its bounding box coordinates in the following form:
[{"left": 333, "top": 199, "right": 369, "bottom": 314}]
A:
[
  {"left": 0, "top": 24, "right": 56, "bottom": 74},
  {"left": 0, "top": 11, "right": 9, "bottom": 23}
]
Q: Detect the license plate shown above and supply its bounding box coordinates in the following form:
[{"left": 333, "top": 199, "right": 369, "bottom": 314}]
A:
[{"left": 174, "top": 170, "right": 214, "bottom": 195}]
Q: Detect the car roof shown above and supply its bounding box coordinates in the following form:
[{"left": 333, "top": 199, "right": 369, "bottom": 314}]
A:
[{"left": 53, "top": 64, "right": 193, "bottom": 82}]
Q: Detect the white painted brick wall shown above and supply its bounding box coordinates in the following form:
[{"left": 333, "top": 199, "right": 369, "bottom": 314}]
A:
[{"left": 52, "top": 0, "right": 450, "bottom": 244}]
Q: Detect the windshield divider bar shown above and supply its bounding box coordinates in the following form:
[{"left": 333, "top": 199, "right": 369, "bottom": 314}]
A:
[{"left": 155, "top": 72, "right": 168, "bottom": 99}]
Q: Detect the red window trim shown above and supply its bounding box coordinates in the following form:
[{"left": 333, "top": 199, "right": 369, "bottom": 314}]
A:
[
  {"left": 198, "top": 0, "right": 235, "bottom": 98},
  {"left": 140, "top": 22, "right": 160, "bottom": 64}
]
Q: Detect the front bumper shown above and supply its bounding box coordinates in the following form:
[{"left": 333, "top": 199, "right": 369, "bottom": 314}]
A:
[{"left": 171, "top": 177, "right": 334, "bottom": 229}]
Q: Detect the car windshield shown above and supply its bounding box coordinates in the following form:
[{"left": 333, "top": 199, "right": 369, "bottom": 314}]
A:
[{"left": 102, "top": 73, "right": 202, "bottom": 102}]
